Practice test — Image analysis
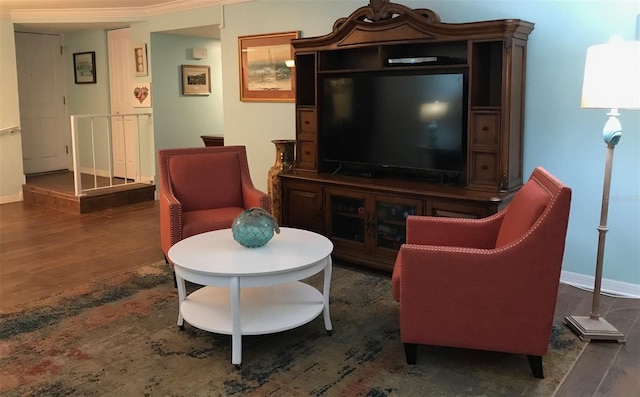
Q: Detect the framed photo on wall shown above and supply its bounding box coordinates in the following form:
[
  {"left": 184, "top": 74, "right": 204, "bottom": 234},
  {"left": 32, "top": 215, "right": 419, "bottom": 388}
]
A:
[
  {"left": 134, "top": 44, "right": 148, "bottom": 77},
  {"left": 182, "top": 65, "right": 211, "bottom": 96},
  {"left": 73, "top": 51, "right": 96, "bottom": 84},
  {"left": 238, "top": 31, "right": 299, "bottom": 102}
]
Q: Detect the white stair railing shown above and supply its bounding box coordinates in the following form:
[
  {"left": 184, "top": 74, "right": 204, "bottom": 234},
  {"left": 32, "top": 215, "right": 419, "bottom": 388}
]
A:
[{"left": 70, "top": 113, "right": 153, "bottom": 196}]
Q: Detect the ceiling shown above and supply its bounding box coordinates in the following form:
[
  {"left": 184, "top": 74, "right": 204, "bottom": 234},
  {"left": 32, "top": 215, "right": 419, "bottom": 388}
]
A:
[
  {"left": 2, "top": 0, "right": 229, "bottom": 38},
  {"left": 0, "top": 0, "right": 178, "bottom": 9}
]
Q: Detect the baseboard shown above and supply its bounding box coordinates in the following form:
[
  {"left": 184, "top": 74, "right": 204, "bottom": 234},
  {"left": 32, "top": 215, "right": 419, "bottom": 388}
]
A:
[
  {"left": 0, "top": 191, "right": 23, "bottom": 204},
  {"left": 560, "top": 270, "right": 640, "bottom": 299}
]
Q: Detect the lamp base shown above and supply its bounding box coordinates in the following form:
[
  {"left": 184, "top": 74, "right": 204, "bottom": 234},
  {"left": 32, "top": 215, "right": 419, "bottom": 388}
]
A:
[{"left": 564, "top": 315, "right": 626, "bottom": 343}]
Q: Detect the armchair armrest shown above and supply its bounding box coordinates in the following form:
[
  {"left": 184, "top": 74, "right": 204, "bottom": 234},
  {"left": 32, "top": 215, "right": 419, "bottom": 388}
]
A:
[
  {"left": 241, "top": 184, "right": 271, "bottom": 213},
  {"left": 159, "top": 183, "right": 183, "bottom": 262},
  {"left": 405, "top": 212, "right": 504, "bottom": 249}
]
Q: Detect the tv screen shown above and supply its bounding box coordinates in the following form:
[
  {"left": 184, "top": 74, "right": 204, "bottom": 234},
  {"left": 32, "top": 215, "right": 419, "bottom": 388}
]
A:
[{"left": 321, "top": 72, "right": 466, "bottom": 175}]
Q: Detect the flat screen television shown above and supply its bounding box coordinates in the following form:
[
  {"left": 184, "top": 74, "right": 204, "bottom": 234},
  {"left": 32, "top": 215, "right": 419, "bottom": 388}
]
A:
[{"left": 320, "top": 71, "right": 467, "bottom": 178}]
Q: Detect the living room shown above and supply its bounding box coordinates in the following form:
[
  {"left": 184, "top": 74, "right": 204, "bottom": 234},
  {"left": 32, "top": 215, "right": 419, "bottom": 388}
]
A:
[
  {"left": 1, "top": 0, "right": 638, "bottom": 296},
  {"left": 0, "top": 0, "right": 638, "bottom": 394}
]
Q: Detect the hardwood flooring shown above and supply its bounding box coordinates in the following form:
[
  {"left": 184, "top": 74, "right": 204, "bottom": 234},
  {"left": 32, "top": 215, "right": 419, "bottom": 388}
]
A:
[{"left": 0, "top": 201, "right": 638, "bottom": 396}]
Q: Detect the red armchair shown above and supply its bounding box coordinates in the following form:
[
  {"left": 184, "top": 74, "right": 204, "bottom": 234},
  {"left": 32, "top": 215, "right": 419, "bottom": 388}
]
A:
[
  {"left": 158, "top": 146, "right": 271, "bottom": 266},
  {"left": 391, "top": 167, "right": 572, "bottom": 378}
]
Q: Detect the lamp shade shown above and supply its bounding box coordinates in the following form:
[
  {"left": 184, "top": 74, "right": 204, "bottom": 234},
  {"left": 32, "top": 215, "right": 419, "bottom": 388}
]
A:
[{"left": 581, "top": 38, "right": 640, "bottom": 109}]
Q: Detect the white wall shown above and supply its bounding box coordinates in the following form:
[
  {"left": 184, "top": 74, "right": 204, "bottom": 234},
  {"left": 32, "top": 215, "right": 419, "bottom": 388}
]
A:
[{"left": 0, "top": 17, "right": 25, "bottom": 203}]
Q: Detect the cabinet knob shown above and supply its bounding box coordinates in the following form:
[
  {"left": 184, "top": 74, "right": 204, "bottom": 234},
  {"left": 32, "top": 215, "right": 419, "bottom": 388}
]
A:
[
  {"left": 305, "top": 150, "right": 311, "bottom": 155},
  {"left": 482, "top": 126, "right": 489, "bottom": 131},
  {"left": 304, "top": 120, "right": 310, "bottom": 125},
  {"left": 481, "top": 165, "right": 489, "bottom": 170}
]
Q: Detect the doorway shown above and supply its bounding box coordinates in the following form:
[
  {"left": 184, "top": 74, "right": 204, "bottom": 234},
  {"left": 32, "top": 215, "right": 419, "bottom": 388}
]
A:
[
  {"left": 15, "top": 32, "right": 70, "bottom": 174},
  {"left": 107, "top": 27, "right": 139, "bottom": 181}
]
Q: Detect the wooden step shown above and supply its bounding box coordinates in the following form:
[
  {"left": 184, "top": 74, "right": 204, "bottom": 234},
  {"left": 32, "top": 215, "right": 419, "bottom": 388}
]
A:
[{"left": 22, "top": 183, "right": 155, "bottom": 214}]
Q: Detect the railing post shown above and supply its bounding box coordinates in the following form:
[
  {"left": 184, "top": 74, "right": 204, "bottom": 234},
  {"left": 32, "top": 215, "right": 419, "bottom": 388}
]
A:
[
  {"left": 70, "top": 115, "right": 83, "bottom": 196},
  {"left": 107, "top": 116, "right": 114, "bottom": 186},
  {"left": 90, "top": 117, "right": 98, "bottom": 190}
]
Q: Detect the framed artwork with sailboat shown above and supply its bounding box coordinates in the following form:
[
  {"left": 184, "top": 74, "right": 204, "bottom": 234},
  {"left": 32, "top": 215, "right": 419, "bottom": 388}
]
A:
[{"left": 238, "top": 31, "right": 299, "bottom": 102}]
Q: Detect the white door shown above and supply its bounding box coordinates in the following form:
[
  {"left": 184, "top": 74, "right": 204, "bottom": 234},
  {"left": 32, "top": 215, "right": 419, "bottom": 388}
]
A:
[
  {"left": 107, "top": 28, "right": 138, "bottom": 180},
  {"left": 15, "top": 32, "right": 70, "bottom": 174}
]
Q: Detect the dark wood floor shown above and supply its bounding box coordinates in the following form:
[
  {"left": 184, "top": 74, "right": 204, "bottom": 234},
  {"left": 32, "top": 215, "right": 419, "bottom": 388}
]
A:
[{"left": 0, "top": 201, "right": 637, "bottom": 396}]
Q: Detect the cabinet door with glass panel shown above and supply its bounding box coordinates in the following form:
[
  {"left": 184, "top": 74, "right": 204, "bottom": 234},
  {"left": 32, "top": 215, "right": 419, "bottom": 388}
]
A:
[
  {"left": 326, "top": 188, "right": 370, "bottom": 253},
  {"left": 373, "top": 195, "right": 422, "bottom": 259},
  {"left": 326, "top": 188, "right": 422, "bottom": 258}
]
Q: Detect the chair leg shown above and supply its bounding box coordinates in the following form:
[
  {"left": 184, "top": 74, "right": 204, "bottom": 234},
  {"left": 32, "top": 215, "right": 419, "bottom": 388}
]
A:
[
  {"left": 404, "top": 343, "right": 418, "bottom": 365},
  {"left": 527, "top": 355, "right": 544, "bottom": 379}
]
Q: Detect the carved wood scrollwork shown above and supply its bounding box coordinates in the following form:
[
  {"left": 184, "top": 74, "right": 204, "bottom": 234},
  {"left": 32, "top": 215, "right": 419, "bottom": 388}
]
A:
[
  {"left": 504, "top": 38, "right": 513, "bottom": 53},
  {"left": 333, "top": 0, "right": 441, "bottom": 32}
]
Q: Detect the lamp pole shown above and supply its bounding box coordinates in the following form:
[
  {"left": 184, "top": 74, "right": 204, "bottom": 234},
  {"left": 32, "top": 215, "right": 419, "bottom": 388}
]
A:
[{"left": 564, "top": 110, "right": 625, "bottom": 342}]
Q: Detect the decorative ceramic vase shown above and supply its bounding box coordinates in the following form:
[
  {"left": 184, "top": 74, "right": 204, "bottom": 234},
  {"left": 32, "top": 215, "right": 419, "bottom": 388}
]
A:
[
  {"left": 268, "top": 139, "right": 296, "bottom": 224},
  {"left": 231, "top": 207, "right": 281, "bottom": 248}
]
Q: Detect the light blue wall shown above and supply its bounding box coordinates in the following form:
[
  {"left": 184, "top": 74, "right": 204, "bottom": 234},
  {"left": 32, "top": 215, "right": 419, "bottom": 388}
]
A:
[
  {"left": 219, "top": 0, "right": 640, "bottom": 287},
  {"left": 150, "top": 33, "right": 223, "bottom": 151}
]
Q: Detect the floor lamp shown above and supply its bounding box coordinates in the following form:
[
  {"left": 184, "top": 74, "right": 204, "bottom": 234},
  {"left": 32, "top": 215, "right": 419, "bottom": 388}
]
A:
[{"left": 564, "top": 37, "right": 640, "bottom": 342}]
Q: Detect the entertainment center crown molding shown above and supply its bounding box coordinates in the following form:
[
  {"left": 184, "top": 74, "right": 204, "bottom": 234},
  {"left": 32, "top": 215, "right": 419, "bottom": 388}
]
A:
[{"left": 279, "top": 0, "right": 534, "bottom": 271}]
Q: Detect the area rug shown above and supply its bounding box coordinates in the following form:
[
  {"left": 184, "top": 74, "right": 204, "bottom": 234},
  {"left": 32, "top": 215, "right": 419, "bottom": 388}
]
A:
[{"left": 0, "top": 262, "right": 586, "bottom": 396}]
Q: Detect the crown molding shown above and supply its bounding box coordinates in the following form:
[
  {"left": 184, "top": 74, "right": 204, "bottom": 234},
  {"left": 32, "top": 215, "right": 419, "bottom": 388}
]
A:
[{"left": 8, "top": 0, "right": 252, "bottom": 22}]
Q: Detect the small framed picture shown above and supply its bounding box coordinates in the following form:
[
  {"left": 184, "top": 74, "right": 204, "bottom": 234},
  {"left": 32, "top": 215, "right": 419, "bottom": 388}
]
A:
[
  {"left": 182, "top": 65, "right": 211, "bottom": 96},
  {"left": 134, "top": 44, "right": 148, "bottom": 77},
  {"left": 73, "top": 51, "right": 96, "bottom": 84},
  {"left": 132, "top": 82, "right": 151, "bottom": 107}
]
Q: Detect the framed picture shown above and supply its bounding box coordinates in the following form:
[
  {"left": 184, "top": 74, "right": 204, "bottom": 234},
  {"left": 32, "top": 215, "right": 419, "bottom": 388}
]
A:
[
  {"left": 134, "top": 44, "right": 148, "bottom": 77},
  {"left": 73, "top": 51, "right": 96, "bottom": 84},
  {"left": 132, "top": 82, "right": 151, "bottom": 107},
  {"left": 182, "top": 65, "right": 211, "bottom": 96},
  {"left": 238, "top": 31, "right": 299, "bottom": 102}
]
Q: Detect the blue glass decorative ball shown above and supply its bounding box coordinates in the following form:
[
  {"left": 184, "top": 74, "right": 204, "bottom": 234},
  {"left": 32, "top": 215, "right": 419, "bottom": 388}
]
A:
[{"left": 231, "top": 208, "right": 279, "bottom": 248}]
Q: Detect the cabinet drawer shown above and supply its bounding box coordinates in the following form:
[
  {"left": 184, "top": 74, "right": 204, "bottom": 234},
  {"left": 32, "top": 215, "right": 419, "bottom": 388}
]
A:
[
  {"left": 428, "top": 200, "right": 490, "bottom": 219},
  {"left": 470, "top": 112, "right": 500, "bottom": 146},
  {"left": 297, "top": 140, "right": 317, "bottom": 170},
  {"left": 469, "top": 151, "right": 499, "bottom": 187},
  {"left": 298, "top": 108, "right": 317, "bottom": 139}
]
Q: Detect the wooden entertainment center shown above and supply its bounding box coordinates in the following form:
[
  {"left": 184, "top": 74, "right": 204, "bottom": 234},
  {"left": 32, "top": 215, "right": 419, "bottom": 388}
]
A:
[{"left": 279, "top": 1, "right": 534, "bottom": 272}]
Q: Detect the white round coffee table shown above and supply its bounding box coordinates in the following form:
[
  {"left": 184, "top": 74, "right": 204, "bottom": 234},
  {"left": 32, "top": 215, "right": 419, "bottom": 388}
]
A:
[{"left": 167, "top": 227, "right": 333, "bottom": 366}]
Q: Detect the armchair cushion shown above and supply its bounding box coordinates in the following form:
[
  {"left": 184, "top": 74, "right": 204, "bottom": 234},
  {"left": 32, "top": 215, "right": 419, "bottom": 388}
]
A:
[{"left": 182, "top": 207, "right": 246, "bottom": 239}]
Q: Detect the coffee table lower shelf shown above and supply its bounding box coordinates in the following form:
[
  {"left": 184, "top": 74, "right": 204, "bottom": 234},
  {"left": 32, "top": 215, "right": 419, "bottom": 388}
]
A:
[{"left": 180, "top": 281, "right": 325, "bottom": 335}]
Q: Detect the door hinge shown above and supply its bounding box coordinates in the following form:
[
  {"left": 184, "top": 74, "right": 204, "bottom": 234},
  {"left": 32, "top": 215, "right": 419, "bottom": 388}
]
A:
[
  {"left": 60, "top": 46, "right": 63, "bottom": 55},
  {"left": 65, "top": 145, "right": 69, "bottom": 154},
  {"left": 63, "top": 96, "right": 66, "bottom": 105}
]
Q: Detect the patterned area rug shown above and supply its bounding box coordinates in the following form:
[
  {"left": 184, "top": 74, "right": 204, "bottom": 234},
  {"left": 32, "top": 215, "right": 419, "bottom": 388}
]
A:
[{"left": 0, "top": 262, "right": 586, "bottom": 396}]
